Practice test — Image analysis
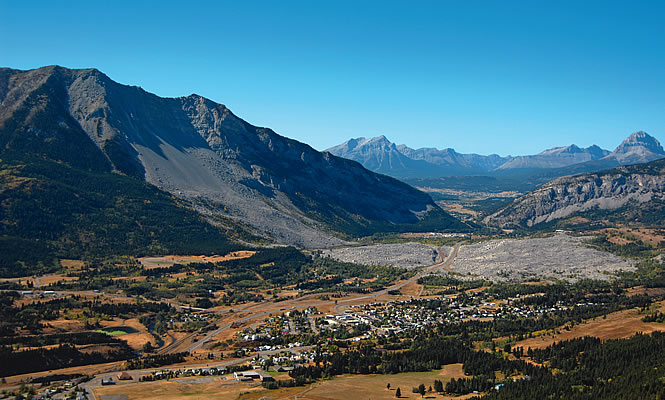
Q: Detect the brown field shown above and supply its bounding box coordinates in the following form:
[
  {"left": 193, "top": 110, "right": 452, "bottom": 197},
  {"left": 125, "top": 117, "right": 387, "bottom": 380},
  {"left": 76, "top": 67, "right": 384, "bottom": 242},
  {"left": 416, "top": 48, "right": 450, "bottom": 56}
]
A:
[
  {"left": 239, "top": 364, "right": 474, "bottom": 400},
  {"left": 0, "top": 360, "right": 124, "bottom": 387},
  {"left": 626, "top": 286, "right": 665, "bottom": 297},
  {"left": 441, "top": 203, "right": 478, "bottom": 218},
  {"left": 94, "top": 377, "right": 264, "bottom": 400},
  {"left": 139, "top": 251, "right": 256, "bottom": 269},
  {"left": 112, "top": 276, "right": 147, "bottom": 282},
  {"left": 599, "top": 228, "right": 665, "bottom": 246},
  {"left": 399, "top": 279, "right": 423, "bottom": 297},
  {"left": 60, "top": 259, "right": 86, "bottom": 269},
  {"left": 607, "top": 236, "right": 631, "bottom": 245},
  {"left": 43, "top": 319, "right": 86, "bottom": 333},
  {"left": 0, "top": 273, "right": 78, "bottom": 288},
  {"left": 516, "top": 302, "right": 665, "bottom": 350},
  {"left": 39, "top": 274, "right": 80, "bottom": 286}
]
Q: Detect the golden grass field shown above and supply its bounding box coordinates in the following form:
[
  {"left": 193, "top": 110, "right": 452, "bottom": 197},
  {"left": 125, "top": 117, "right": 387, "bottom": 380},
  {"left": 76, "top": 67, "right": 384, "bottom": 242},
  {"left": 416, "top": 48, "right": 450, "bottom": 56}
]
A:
[
  {"left": 94, "top": 377, "right": 264, "bottom": 400},
  {"left": 516, "top": 301, "right": 665, "bottom": 350},
  {"left": 92, "top": 365, "right": 474, "bottom": 400},
  {"left": 138, "top": 251, "right": 256, "bottom": 269},
  {"left": 239, "top": 364, "right": 474, "bottom": 400}
]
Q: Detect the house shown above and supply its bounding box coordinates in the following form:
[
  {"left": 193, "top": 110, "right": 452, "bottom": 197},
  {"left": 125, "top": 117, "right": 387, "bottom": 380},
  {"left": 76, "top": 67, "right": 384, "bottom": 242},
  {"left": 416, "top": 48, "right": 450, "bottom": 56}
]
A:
[
  {"left": 234, "top": 369, "right": 274, "bottom": 382},
  {"left": 256, "top": 370, "right": 275, "bottom": 382},
  {"left": 117, "top": 372, "right": 132, "bottom": 380}
]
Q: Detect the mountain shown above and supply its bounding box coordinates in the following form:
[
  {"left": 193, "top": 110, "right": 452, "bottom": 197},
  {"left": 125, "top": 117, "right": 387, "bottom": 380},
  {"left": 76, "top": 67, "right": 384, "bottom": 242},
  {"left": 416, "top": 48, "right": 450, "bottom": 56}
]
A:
[
  {"left": 327, "top": 137, "right": 510, "bottom": 177},
  {"left": 496, "top": 144, "right": 610, "bottom": 170},
  {"left": 601, "top": 131, "right": 665, "bottom": 164},
  {"left": 329, "top": 133, "right": 664, "bottom": 193},
  {"left": 395, "top": 145, "right": 509, "bottom": 173},
  {"left": 484, "top": 158, "right": 665, "bottom": 229},
  {"left": 514, "top": 132, "right": 665, "bottom": 186},
  {"left": 325, "top": 136, "right": 429, "bottom": 176},
  {"left": 0, "top": 66, "right": 464, "bottom": 251}
]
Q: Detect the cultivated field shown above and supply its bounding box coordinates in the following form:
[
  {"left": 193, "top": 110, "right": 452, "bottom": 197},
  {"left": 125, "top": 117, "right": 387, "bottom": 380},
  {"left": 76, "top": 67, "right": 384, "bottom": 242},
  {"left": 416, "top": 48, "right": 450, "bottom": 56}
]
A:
[
  {"left": 448, "top": 233, "right": 636, "bottom": 282},
  {"left": 320, "top": 243, "right": 448, "bottom": 270}
]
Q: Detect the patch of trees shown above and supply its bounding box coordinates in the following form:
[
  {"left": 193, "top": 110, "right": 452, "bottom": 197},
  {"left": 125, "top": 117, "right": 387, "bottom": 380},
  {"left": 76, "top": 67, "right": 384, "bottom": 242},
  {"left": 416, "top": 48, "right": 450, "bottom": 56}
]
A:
[
  {"left": 0, "top": 158, "right": 242, "bottom": 277},
  {"left": 0, "top": 342, "right": 134, "bottom": 377},
  {"left": 30, "top": 373, "right": 88, "bottom": 384},
  {"left": 126, "top": 352, "right": 188, "bottom": 369},
  {"left": 446, "top": 377, "right": 494, "bottom": 395},
  {"left": 417, "top": 275, "right": 490, "bottom": 291},
  {"left": 586, "top": 235, "right": 656, "bottom": 259},
  {"left": 0, "top": 293, "right": 174, "bottom": 335},
  {"left": 0, "top": 331, "right": 125, "bottom": 347},
  {"left": 642, "top": 312, "right": 665, "bottom": 323},
  {"left": 481, "top": 332, "right": 665, "bottom": 399}
]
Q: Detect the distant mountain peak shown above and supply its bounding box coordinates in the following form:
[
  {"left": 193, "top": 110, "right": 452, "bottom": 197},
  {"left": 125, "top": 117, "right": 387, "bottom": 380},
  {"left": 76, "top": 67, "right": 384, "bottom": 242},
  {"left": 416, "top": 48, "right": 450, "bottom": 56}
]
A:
[
  {"left": 616, "top": 131, "right": 663, "bottom": 151},
  {"left": 604, "top": 131, "right": 665, "bottom": 164}
]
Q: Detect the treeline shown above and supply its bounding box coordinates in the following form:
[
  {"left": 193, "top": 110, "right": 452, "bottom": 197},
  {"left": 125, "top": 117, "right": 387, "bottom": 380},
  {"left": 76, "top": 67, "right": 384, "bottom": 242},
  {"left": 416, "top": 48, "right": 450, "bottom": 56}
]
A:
[
  {"left": 479, "top": 332, "right": 665, "bottom": 399},
  {"left": 642, "top": 312, "right": 665, "bottom": 323},
  {"left": 126, "top": 352, "right": 188, "bottom": 369},
  {"left": 417, "top": 275, "right": 490, "bottom": 291},
  {"left": 585, "top": 235, "right": 656, "bottom": 259},
  {"left": 289, "top": 334, "right": 535, "bottom": 383},
  {"left": 0, "top": 292, "right": 174, "bottom": 335},
  {"left": 446, "top": 376, "right": 495, "bottom": 395},
  {"left": 0, "top": 342, "right": 134, "bottom": 377},
  {"left": 0, "top": 331, "right": 123, "bottom": 347}
]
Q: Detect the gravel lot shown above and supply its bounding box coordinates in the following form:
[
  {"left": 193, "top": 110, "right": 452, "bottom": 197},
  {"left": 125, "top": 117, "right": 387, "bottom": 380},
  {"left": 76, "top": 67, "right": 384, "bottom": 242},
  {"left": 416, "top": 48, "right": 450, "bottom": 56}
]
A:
[
  {"left": 320, "top": 243, "right": 449, "bottom": 270},
  {"left": 448, "top": 233, "right": 636, "bottom": 282}
]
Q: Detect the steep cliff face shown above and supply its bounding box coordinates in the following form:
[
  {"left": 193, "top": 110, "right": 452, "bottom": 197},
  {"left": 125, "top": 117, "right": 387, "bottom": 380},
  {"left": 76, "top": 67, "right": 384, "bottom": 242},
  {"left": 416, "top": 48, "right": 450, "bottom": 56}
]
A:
[
  {"left": 485, "top": 159, "right": 665, "bottom": 228},
  {"left": 0, "top": 66, "right": 464, "bottom": 248}
]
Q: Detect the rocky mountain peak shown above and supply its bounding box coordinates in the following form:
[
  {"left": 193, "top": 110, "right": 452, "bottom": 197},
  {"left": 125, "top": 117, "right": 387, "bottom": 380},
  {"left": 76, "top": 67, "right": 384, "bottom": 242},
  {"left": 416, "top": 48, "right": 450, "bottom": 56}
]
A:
[
  {"left": 615, "top": 131, "right": 664, "bottom": 153},
  {"left": 1, "top": 66, "right": 462, "bottom": 248},
  {"left": 603, "top": 131, "right": 665, "bottom": 164}
]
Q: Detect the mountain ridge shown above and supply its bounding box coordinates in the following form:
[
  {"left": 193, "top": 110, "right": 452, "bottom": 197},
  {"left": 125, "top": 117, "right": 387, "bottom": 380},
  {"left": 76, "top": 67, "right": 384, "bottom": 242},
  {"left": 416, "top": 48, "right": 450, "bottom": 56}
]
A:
[
  {"left": 484, "top": 158, "right": 665, "bottom": 229},
  {"left": 0, "top": 66, "right": 465, "bottom": 250},
  {"left": 327, "top": 132, "right": 664, "bottom": 181}
]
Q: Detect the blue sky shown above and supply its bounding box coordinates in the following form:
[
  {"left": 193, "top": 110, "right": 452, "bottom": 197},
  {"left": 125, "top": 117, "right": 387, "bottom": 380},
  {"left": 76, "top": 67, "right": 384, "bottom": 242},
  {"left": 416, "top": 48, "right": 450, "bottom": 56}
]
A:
[{"left": 1, "top": 1, "right": 664, "bottom": 156}]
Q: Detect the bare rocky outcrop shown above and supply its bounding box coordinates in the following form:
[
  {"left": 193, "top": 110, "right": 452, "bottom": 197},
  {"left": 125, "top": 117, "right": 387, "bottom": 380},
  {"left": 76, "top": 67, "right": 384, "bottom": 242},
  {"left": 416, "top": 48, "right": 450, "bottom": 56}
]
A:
[{"left": 485, "top": 160, "right": 665, "bottom": 228}]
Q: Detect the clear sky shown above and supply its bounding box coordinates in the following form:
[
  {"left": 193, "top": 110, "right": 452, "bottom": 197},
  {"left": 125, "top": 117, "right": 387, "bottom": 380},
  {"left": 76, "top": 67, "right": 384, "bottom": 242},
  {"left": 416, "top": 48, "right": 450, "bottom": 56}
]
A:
[{"left": 1, "top": 0, "right": 664, "bottom": 156}]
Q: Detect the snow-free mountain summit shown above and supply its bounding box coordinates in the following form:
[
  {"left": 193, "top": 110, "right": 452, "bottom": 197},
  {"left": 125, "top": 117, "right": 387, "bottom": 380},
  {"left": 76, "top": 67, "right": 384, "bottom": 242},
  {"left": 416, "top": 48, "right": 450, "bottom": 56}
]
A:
[
  {"left": 328, "top": 132, "right": 665, "bottom": 179},
  {"left": 0, "top": 66, "right": 464, "bottom": 250}
]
